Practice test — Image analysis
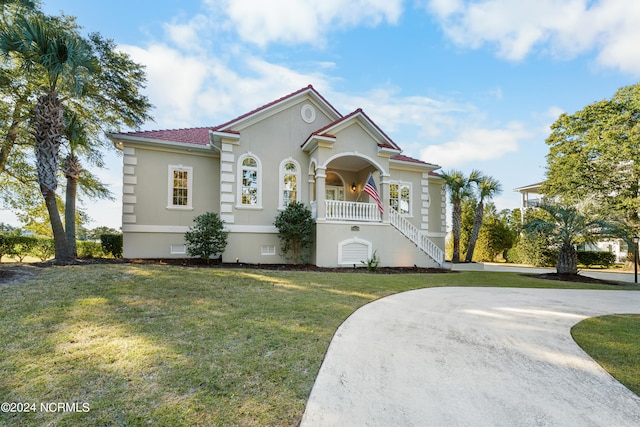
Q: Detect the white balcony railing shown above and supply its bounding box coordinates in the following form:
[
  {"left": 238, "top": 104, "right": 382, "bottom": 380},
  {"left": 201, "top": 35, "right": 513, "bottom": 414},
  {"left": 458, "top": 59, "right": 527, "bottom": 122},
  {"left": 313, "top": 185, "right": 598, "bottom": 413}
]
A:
[{"left": 325, "top": 200, "right": 381, "bottom": 222}]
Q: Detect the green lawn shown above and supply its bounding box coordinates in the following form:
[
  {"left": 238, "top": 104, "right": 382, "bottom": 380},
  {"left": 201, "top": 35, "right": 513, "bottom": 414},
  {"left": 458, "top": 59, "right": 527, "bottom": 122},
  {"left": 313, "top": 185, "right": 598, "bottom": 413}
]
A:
[
  {"left": 0, "top": 264, "right": 636, "bottom": 426},
  {"left": 572, "top": 315, "right": 640, "bottom": 396}
]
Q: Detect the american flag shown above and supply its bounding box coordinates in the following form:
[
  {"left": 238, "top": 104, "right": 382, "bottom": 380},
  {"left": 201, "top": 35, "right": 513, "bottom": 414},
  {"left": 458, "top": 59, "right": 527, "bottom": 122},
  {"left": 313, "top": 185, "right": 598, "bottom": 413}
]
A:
[{"left": 363, "top": 173, "right": 383, "bottom": 215}]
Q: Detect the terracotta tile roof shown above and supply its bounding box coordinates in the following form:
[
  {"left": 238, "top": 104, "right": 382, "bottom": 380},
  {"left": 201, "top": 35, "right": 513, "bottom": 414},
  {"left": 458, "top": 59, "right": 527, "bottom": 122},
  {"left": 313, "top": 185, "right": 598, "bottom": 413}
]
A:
[
  {"left": 113, "top": 85, "right": 342, "bottom": 146},
  {"left": 308, "top": 108, "right": 401, "bottom": 151},
  {"left": 121, "top": 127, "right": 214, "bottom": 146},
  {"left": 212, "top": 85, "right": 342, "bottom": 131},
  {"left": 391, "top": 154, "right": 440, "bottom": 168}
]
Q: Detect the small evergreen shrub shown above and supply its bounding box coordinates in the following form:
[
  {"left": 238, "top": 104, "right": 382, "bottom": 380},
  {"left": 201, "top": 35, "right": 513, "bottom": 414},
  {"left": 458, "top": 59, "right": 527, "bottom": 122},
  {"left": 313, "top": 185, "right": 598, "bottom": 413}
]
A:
[
  {"left": 77, "top": 241, "right": 105, "bottom": 258},
  {"left": 101, "top": 234, "right": 123, "bottom": 258},
  {"left": 577, "top": 251, "right": 616, "bottom": 268},
  {"left": 184, "top": 212, "right": 227, "bottom": 263},
  {"left": 274, "top": 202, "right": 314, "bottom": 264}
]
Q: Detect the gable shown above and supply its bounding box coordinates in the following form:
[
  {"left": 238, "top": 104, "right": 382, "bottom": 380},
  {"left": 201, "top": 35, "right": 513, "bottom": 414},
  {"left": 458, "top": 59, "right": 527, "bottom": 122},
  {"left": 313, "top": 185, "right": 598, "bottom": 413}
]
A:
[{"left": 213, "top": 85, "right": 342, "bottom": 133}]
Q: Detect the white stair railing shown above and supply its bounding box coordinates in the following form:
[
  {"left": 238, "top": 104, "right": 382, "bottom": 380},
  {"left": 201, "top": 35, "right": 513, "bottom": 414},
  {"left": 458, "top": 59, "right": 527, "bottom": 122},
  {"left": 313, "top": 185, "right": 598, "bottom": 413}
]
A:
[{"left": 389, "top": 209, "right": 445, "bottom": 266}]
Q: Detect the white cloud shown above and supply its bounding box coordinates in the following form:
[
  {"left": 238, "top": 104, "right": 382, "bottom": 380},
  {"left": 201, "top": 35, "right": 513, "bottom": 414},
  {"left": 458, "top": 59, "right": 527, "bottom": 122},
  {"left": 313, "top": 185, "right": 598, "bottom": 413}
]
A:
[
  {"left": 119, "top": 42, "right": 334, "bottom": 129},
  {"left": 163, "top": 14, "right": 212, "bottom": 52},
  {"left": 332, "top": 86, "right": 470, "bottom": 141},
  {"left": 121, "top": 44, "right": 212, "bottom": 128},
  {"left": 420, "top": 122, "right": 530, "bottom": 167},
  {"left": 425, "top": 0, "right": 640, "bottom": 75},
  {"left": 208, "top": 0, "right": 404, "bottom": 47}
]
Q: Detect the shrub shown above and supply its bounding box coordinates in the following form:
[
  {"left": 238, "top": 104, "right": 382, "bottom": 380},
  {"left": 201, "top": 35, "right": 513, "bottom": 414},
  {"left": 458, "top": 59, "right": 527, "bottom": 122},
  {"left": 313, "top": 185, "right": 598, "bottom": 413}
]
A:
[
  {"left": 77, "top": 241, "right": 105, "bottom": 258},
  {"left": 274, "top": 202, "right": 314, "bottom": 264},
  {"left": 101, "top": 234, "right": 123, "bottom": 258},
  {"left": 361, "top": 250, "right": 380, "bottom": 271},
  {"left": 0, "top": 234, "right": 18, "bottom": 261},
  {"left": 13, "top": 236, "right": 38, "bottom": 262},
  {"left": 577, "top": 251, "right": 616, "bottom": 268},
  {"left": 31, "top": 238, "right": 55, "bottom": 261},
  {"left": 184, "top": 213, "right": 227, "bottom": 263}
]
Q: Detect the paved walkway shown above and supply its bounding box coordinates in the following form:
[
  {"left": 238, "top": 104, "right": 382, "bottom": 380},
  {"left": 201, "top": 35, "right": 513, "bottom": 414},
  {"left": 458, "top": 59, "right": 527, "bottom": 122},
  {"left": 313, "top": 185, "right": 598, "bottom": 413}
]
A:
[
  {"left": 451, "top": 262, "right": 638, "bottom": 284},
  {"left": 301, "top": 287, "right": 640, "bottom": 426}
]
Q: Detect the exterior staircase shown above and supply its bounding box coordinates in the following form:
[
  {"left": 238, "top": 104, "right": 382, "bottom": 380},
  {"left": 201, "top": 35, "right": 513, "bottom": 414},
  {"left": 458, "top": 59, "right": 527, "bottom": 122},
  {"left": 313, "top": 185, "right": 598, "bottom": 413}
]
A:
[{"left": 389, "top": 209, "right": 445, "bottom": 266}]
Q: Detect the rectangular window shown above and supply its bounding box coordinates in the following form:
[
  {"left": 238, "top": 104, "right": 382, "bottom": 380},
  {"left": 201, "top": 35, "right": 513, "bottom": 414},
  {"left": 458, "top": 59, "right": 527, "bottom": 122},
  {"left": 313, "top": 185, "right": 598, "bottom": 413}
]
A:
[
  {"left": 390, "top": 182, "right": 411, "bottom": 215},
  {"left": 168, "top": 165, "right": 193, "bottom": 209},
  {"left": 261, "top": 245, "right": 276, "bottom": 256},
  {"left": 170, "top": 244, "right": 186, "bottom": 254}
]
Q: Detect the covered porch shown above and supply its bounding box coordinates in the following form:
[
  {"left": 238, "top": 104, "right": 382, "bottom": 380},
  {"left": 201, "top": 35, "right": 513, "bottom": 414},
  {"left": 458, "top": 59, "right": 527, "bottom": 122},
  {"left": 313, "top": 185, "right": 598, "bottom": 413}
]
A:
[{"left": 309, "top": 153, "right": 387, "bottom": 223}]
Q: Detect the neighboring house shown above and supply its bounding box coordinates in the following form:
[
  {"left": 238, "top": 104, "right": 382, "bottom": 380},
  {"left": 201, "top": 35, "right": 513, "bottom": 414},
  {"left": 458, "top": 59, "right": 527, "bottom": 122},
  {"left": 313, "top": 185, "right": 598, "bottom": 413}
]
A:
[
  {"left": 108, "top": 85, "right": 447, "bottom": 267},
  {"left": 514, "top": 182, "right": 628, "bottom": 263}
]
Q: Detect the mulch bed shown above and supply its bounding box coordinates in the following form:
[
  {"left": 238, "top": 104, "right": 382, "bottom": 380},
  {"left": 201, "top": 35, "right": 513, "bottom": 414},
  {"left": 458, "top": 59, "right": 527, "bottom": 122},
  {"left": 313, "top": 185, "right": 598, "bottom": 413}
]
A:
[{"left": 524, "top": 272, "right": 626, "bottom": 286}]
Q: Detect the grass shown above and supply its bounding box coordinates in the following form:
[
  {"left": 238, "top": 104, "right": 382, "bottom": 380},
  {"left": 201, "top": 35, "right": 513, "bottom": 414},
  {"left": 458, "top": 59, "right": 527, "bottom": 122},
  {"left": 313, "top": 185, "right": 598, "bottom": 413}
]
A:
[
  {"left": 572, "top": 315, "right": 640, "bottom": 395},
  {"left": 0, "top": 265, "right": 637, "bottom": 426}
]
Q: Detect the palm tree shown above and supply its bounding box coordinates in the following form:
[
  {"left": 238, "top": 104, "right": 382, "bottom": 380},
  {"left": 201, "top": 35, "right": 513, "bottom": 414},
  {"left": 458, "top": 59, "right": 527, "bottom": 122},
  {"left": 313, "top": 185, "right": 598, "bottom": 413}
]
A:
[
  {"left": 441, "top": 169, "right": 480, "bottom": 263},
  {"left": 465, "top": 175, "right": 502, "bottom": 262},
  {"left": 61, "top": 112, "right": 89, "bottom": 257},
  {"left": 0, "top": 14, "right": 96, "bottom": 261},
  {"left": 524, "top": 203, "right": 604, "bottom": 274}
]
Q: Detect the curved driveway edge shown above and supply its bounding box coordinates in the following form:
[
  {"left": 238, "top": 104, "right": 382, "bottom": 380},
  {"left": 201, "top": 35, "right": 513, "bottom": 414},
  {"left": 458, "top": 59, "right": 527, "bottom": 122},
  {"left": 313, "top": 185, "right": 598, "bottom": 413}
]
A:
[{"left": 301, "top": 288, "right": 640, "bottom": 426}]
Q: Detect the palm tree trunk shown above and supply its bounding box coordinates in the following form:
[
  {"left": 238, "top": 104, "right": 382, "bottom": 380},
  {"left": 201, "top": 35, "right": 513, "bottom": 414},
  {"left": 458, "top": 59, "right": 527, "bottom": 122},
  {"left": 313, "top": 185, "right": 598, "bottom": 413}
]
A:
[
  {"left": 557, "top": 243, "right": 578, "bottom": 274},
  {"left": 452, "top": 201, "right": 462, "bottom": 263},
  {"left": 465, "top": 201, "right": 484, "bottom": 262},
  {"left": 34, "top": 91, "right": 71, "bottom": 262},
  {"left": 65, "top": 175, "right": 78, "bottom": 257},
  {"left": 63, "top": 154, "right": 82, "bottom": 257}
]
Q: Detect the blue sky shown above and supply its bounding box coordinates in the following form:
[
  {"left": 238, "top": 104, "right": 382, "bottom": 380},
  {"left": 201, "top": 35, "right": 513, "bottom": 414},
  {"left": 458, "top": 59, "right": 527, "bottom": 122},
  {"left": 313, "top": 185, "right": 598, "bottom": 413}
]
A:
[{"left": 5, "top": 0, "right": 638, "bottom": 229}]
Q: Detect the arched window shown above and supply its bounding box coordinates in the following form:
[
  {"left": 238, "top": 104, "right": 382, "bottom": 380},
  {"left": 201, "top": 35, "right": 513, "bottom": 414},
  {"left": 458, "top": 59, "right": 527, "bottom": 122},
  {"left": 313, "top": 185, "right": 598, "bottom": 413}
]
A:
[
  {"left": 279, "top": 158, "right": 301, "bottom": 208},
  {"left": 237, "top": 153, "right": 262, "bottom": 208}
]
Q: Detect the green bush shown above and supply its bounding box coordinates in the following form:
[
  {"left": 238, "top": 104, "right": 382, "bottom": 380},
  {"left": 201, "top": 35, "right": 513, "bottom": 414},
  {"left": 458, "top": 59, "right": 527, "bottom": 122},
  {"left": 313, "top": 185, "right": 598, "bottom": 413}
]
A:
[
  {"left": 0, "top": 234, "right": 18, "bottom": 261},
  {"left": 504, "top": 232, "right": 556, "bottom": 267},
  {"left": 13, "top": 236, "right": 38, "bottom": 262},
  {"left": 577, "top": 251, "right": 616, "bottom": 268},
  {"left": 184, "top": 213, "right": 227, "bottom": 263},
  {"left": 101, "top": 234, "right": 123, "bottom": 258},
  {"left": 77, "top": 241, "right": 105, "bottom": 258},
  {"left": 31, "top": 238, "right": 55, "bottom": 261},
  {"left": 274, "top": 202, "right": 314, "bottom": 264}
]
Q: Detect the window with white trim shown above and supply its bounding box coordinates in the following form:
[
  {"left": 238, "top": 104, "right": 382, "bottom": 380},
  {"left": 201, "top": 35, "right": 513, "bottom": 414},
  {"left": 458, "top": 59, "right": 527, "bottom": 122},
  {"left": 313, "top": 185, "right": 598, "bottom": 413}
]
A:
[
  {"left": 238, "top": 154, "right": 262, "bottom": 208},
  {"left": 279, "top": 159, "right": 301, "bottom": 208},
  {"left": 390, "top": 182, "right": 411, "bottom": 215},
  {"left": 168, "top": 165, "right": 193, "bottom": 209}
]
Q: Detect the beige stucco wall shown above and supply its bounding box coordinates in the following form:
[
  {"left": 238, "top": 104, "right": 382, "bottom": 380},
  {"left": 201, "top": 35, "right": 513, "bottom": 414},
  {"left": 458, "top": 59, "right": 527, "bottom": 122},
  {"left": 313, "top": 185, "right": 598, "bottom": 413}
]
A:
[
  {"left": 315, "top": 222, "right": 442, "bottom": 268},
  {"left": 120, "top": 143, "right": 220, "bottom": 258},
  {"left": 228, "top": 99, "right": 336, "bottom": 226}
]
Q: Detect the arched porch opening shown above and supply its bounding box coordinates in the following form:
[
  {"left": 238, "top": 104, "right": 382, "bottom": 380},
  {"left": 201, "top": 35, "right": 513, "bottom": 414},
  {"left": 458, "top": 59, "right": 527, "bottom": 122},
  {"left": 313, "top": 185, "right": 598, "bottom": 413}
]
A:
[{"left": 313, "top": 153, "right": 388, "bottom": 222}]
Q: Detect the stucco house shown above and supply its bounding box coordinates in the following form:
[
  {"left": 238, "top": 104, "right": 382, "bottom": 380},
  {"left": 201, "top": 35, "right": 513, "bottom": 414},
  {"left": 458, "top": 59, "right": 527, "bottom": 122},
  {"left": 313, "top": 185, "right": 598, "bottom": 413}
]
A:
[{"left": 108, "top": 85, "right": 447, "bottom": 267}]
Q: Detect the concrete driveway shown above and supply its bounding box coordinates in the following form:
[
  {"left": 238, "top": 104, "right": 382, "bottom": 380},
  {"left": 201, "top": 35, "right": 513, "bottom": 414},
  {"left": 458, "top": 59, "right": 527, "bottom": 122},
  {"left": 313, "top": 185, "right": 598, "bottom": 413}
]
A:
[{"left": 301, "top": 288, "right": 640, "bottom": 426}]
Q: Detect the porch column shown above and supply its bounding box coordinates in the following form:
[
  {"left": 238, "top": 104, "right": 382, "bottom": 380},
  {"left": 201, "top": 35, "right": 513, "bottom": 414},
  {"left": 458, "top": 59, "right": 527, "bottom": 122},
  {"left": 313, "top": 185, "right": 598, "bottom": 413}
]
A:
[
  {"left": 380, "top": 174, "right": 390, "bottom": 223},
  {"left": 316, "top": 166, "right": 327, "bottom": 220},
  {"left": 308, "top": 172, "right": 315, "bottom": 202}
]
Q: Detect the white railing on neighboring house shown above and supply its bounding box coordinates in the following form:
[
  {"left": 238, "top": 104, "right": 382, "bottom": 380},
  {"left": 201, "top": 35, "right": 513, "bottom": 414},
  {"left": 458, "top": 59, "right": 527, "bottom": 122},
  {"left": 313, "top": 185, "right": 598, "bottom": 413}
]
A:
[
  {"left": 325, "top": 200, "right": 381, "bottom": 222},
  {"left": 389, "top": 209, "right": 445, "bottom": 266}
]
